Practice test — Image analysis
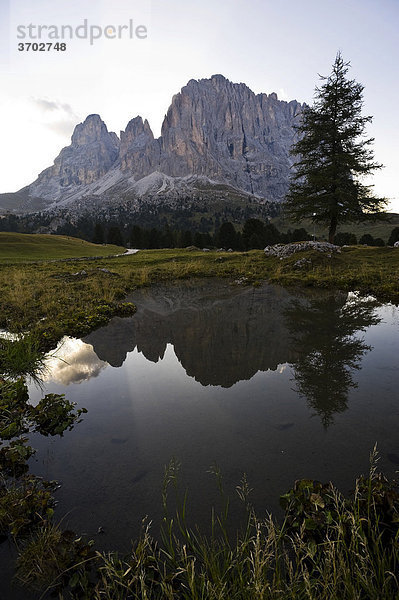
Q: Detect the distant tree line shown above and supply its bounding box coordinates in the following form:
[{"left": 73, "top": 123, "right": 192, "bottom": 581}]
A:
[
  {"left": 1, "top": 212, "right": 398, "bottom": 249},
  {"left": 90, "top": 219, "right": 315, "bottom": 250},
  {"left": 48, "top": 221, "right": 399, "bottom": 250},
  {"left": 333, "top": 229, "right": 399, "bottom": 246},
  {"left": 0, "top": 213, "right": 310, "bottom": 249},
  {"left": 333, "top": 232, "right": 385, "bottom": 247}
]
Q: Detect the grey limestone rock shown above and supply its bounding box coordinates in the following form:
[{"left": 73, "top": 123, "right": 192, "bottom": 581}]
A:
[
  {"left": 3, "top": 75, "right": 305, "bottom": 213},
  {"left": 159, "top": 74, "right": 304, "bottom": 200},
  {"left": 28, "top": 114, "right": 120, "bottom": 202},
  {"left": 264, "top": 241, "right": 341, "bottom": 258}
]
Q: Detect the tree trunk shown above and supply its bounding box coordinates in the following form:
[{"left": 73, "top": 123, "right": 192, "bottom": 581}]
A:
[{"left": 328, "top": 216, "right": 337, "bottom": 244}]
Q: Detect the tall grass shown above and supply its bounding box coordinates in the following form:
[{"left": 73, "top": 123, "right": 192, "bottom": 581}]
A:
[
  {"left": 14, "top": 453, "right": 399, "bottom": 599},
  {"left": 88, "top": 277, "right": 118, "bottom": 303},
  {"left": 0, "top": 333, "right": 46, "bottom": 381}
]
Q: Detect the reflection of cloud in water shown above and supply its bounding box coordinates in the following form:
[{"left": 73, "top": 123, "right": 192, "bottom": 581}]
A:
[
  {"left": 44, "top": 337, "right": 107, "bottom": 385},
  {"left": 345, "top": 291, "right": 378, "bottom": 306}
]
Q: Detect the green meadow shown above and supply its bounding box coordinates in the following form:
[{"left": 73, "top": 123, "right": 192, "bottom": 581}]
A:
[{"left": 0, "top": 232, "right": 125, "bottom": 263}]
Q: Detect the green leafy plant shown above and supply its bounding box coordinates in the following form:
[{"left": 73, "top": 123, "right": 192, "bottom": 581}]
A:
[
  {"left": 0, "top": 475, "right": 58, "bottom": 538},
  {"left": 0, "top": 438, "right": 35, "bottom": 478},
  {"left": 32, "top": 394, "right": 88, "bottom": 437},
  {"left": 280, "top": 478, "right": 339, "bottom": 541},
  {"left": 16, "top": 523, "right": 96, "bottom": 595},
  {"left": 0, "top": 378, "right": 30, "bottom": 439}
]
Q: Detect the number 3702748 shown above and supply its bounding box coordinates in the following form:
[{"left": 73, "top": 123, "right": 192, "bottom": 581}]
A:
[{"left": 18, "top": 42, "right": 66, "bottom": 51}]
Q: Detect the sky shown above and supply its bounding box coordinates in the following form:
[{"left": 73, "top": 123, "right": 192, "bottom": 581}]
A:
[{"left": 0, "top": 0, "right": 398, "bottom": 210}]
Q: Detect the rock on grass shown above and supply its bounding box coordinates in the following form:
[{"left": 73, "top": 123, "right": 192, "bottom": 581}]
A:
[{"left": 264, "top": 241, "right": 341, "bottom": 258}]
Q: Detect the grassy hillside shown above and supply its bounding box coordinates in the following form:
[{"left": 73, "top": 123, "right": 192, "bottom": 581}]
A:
[
  {"left": 272, "top": 213, "right": 399, "bottom": 243},
  {"left": 0, "top": 232, "right": 125, "bottom": 263}
]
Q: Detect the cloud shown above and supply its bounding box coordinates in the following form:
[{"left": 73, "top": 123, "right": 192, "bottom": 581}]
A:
[
  {"left": 30, "top": 97, "right": 79, "bottom": 137},
  {"left": 44, "top": 338, "right": 108, "bottom": 385},
  {"left": 31, "top": 97, "right": 76, "bottom": 116}
]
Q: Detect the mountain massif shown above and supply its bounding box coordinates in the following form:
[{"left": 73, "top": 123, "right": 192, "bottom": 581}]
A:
[{"left": 0, "top": 75, "right": 304, "bottom": 224}]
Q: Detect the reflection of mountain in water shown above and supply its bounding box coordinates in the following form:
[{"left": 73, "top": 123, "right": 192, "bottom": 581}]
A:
[
  {"left": 284, "top": 292, "right": 380, "bottom": 427},
  {"left": 85, "top": 282, "right": 380, "bottom": 397},
  {"left": 85, "top": 281, "right": 298, "bottom": 387}
]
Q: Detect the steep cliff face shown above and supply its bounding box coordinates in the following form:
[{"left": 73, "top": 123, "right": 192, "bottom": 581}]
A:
[
  {"left": 159, "top": 74, "right": 302, "bottom": 200},
  {"left": 28, "top": 114, "right": 120, "bottom": 201},
  {"left": 119, "top": 116, "right": 159, "bottom": 176},
  {"left": 1, "top": 75, "right": 304, "bottom": 214}
]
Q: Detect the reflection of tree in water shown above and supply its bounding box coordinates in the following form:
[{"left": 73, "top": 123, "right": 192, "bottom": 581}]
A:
[{"left": 285, "top": 293, "right": 380, "bottom": 428}]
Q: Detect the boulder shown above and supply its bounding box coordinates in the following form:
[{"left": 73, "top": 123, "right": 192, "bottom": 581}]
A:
[{"left": 264, "top": 241, "right": 341, "bottom": 258}]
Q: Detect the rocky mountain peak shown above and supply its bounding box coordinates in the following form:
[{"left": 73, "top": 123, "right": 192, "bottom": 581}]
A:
[
  {"left": 27, "top": 114, "right": 120, "bottom": 201},
  {"left": 121, "top": 116, "right": 153, "bottom": 138},
  {"left": 71, "top": 114, "right": 115, "bottom": 147},
  {"left": 2, "top": 74, "right": 305, "bottom": 214},
  {"left": 119, "top": 116, "right": 158, "bottom": 175},
  {"left": 158, "top": 74, "right": 304, "bottom": 197}
]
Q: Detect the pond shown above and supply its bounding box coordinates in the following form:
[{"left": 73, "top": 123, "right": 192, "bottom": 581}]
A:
[{"left": 1, "top": 279, "right": 399, "bottom": 597}]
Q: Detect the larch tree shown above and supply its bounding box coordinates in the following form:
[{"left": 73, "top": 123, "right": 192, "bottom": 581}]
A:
[{"left": 285, "top": 52, "right": 387, "bottom": 243}]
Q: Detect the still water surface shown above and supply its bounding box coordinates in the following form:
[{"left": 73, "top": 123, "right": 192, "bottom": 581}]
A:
[
  {"left": 2, "top": 279, "right": 399, "bottom": 597},
  {"left": 30, "top": 280, "right": 399, "bottom": 545}
]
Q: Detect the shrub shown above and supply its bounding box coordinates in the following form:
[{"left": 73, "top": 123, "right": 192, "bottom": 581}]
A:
[{"left": 335, "top": 231, "right": 358, "bottom": 245}]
